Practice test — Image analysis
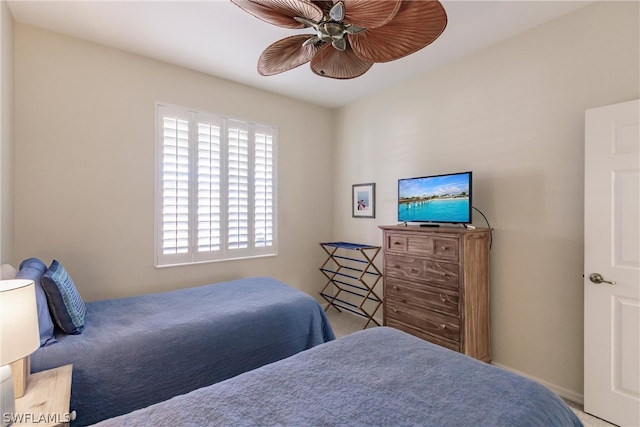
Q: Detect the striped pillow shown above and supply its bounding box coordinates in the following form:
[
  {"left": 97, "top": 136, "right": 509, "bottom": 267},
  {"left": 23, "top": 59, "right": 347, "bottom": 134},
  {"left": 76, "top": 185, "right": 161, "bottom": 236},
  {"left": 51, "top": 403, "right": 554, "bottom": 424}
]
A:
[{"left": 42, "top": 260, "right": 86, "bottom": 334}]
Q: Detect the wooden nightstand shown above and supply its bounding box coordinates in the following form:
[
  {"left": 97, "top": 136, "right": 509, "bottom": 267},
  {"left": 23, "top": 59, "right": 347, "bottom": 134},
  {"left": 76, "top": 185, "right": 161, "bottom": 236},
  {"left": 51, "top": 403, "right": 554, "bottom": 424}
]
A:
[{"left": 13, "top": 365, "right": 74, "bottom": 427}]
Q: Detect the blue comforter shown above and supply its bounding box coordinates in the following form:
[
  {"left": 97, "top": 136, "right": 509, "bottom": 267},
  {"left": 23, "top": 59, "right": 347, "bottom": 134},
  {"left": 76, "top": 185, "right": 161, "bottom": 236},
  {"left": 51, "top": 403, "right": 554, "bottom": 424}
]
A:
[
  {"left": 31, "top": 277, "right": 334, "bottom": 426},
  {"left": 94, "top": 327, "right": 582, "bottom": 427}
]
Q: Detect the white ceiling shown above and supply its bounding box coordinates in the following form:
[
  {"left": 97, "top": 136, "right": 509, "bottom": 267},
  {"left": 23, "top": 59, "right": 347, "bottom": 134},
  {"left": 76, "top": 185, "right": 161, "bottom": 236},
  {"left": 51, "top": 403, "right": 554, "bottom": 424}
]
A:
[{"left": 7, "top": 0, "right": 595, "bottom": 108}]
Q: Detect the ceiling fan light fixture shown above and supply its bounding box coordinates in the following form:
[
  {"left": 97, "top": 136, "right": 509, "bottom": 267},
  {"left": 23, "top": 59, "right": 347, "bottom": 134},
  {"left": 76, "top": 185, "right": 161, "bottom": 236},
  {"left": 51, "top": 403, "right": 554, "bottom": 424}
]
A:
[
  {"left": 345, "top": 24, "right": 366, "bottom": 35},
  {"left": 231, "top": 0, "right": 447, "bottom": 79},
  {"left": 329, "top": 1, "right": 345, "bottom": 21},
  {"left": 332, "top": 38, "right": 346, "bottom": 51}
]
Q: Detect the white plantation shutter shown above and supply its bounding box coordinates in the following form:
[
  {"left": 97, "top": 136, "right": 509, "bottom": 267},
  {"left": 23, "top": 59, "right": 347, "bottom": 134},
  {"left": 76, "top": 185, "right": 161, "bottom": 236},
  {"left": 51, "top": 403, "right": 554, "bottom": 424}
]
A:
[
  {"left": 254, "top": 127, "right": 273, "bottom": 247},
  {"left": 196, "top": 118, "right": 222, "bottom": 254},
  {"left": 155, "top": 104, "right": 277, "bottom": 267},
  {"left": 227, "top": 122, "right": 249, "bottom": 250},
  {"left": 161, "top": 112, "right": 190, "bottom": 257}
]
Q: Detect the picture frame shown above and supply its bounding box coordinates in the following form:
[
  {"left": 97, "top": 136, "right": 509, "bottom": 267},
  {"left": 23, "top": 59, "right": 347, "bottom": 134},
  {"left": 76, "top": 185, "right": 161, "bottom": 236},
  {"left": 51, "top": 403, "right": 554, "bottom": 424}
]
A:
[{"left": 352, "top": 183, "right": 376, "bottom": 218}]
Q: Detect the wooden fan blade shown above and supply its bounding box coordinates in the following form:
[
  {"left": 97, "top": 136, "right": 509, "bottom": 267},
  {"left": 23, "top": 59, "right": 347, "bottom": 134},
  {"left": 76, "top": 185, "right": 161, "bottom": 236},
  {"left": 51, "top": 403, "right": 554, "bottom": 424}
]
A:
[
  {"left": 310, "top": 43, "right": 373, "bottom": 79},
  {"left": 258, "top": 35, "right": 323, "bottom": 76},
  {"left": 349, "top": 0, "right": 447, "bottom": 63},
  {"left": 343, "top": 0, "right": 401, "bottom": 30},
  {"left": 231, "top": 0, "right": 323, "bottom": 29}
]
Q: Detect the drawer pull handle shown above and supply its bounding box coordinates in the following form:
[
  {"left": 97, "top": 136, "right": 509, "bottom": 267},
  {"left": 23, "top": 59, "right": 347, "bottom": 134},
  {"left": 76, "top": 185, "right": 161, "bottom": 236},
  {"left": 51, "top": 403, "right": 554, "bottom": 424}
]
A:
[
  {"left": 439, "top": 294, "right": 447, "bottom": 303},
  {"left": 440, "top": 245, "right": 447, "bottom": 251},
  {"left": 392, "top": 286, "right": 399, "bottom": 290},
  {"left": 393, "top": 265, "right": 401, "bottom": 269},
  {"left": 394, "top": 241, "right": 401, "bottom": 245},
  {"left": 439, "top": 323, "right": 447, "bottom": 330},
  {"left": 410, "top": 268, "right": 420, "bottom": 274},
  {"left": 392, "top": 308, "right": 399, "bottom": 313}
]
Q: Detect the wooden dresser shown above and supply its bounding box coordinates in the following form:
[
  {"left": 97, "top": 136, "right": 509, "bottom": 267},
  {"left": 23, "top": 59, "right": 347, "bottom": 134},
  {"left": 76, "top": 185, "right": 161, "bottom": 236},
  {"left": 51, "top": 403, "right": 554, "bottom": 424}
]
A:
[{"left": 379, "top": 225, "right": 492, "bottom": 362}]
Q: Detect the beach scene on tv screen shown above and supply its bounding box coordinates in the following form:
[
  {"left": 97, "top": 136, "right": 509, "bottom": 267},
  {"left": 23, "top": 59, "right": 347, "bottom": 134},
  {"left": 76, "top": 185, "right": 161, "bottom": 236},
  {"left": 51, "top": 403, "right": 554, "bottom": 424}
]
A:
[{"left": 398, "top": 173, "right": 470, "bottom": 222}]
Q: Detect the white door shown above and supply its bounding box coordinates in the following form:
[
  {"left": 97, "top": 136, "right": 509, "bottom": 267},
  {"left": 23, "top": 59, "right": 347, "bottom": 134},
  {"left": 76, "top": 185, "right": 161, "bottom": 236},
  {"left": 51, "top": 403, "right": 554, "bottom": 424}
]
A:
[{"left": 584, "top": 98, "right": 639, "bottom": 427}]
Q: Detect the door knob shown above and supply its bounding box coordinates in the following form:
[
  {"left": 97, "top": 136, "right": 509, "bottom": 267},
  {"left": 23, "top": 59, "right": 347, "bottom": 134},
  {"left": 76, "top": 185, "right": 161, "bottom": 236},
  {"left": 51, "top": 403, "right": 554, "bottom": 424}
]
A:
[{"left": 589, "top": 273, "right": 616, "bottom": 285}]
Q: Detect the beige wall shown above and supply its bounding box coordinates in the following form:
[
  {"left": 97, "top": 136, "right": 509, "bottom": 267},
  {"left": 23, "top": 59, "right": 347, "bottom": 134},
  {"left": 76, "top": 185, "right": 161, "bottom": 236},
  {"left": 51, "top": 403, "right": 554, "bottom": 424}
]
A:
[
  {"left": 333, "top": 1, "right": 639, "bottom": 401},
  {"left": 10, "top": 0, "right": 639, "bottom": 406},
  {"left": 13, "top": 24, "right": 335, "bottom": 301},
  {"left": 0, "top": 0, "right": 14, "bottom": 264}
]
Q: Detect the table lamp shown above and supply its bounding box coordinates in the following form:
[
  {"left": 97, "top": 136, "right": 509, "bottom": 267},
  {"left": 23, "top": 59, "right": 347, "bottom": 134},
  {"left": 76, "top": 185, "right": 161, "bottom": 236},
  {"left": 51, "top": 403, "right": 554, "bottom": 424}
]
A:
[{"left": 0, "top": 279, "right": 40, "bottom": 427}]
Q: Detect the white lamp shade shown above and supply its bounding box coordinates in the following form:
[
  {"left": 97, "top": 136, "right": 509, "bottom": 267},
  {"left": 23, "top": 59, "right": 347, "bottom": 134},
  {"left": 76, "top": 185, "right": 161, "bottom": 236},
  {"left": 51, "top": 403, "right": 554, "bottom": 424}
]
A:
[{"left": 0, "top": 279, "right": 40, "bottom": 365}]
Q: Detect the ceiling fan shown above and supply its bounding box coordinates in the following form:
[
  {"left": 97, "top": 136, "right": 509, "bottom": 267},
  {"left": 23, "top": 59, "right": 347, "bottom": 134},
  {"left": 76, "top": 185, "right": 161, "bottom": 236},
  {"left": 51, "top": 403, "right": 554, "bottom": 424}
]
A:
[{"left": 230, "top": 0, "right": 448, "bottom": 79}]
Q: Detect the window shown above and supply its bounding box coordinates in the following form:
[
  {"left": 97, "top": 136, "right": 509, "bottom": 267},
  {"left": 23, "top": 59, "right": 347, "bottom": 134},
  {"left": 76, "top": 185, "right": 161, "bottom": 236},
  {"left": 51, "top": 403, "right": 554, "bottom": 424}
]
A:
[{"left": 155, "top": 104, "right": 277, "bottom": 267}]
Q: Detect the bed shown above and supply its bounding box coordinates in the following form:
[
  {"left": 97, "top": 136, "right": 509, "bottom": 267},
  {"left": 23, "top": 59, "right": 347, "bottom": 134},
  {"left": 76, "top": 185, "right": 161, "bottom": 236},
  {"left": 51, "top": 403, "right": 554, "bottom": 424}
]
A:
[
  {"left": 93, "top": 327, "right": 582, "bottom": 427},
  {"left": 30, "top": 276, "right": 335, "bottom": 426}
]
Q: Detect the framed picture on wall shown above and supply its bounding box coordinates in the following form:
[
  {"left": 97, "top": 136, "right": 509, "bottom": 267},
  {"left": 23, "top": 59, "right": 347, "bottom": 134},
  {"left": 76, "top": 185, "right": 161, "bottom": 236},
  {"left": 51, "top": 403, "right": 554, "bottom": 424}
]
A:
[{"left": 352, "top": 183, "right": 376, "bottom": 218}]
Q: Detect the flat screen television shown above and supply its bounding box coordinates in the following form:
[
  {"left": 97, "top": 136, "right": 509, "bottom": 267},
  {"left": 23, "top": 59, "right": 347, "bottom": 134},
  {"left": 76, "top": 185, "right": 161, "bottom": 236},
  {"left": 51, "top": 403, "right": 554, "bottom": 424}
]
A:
[{"left": 398, "top": 171, "right": 472, "bottom": 225}]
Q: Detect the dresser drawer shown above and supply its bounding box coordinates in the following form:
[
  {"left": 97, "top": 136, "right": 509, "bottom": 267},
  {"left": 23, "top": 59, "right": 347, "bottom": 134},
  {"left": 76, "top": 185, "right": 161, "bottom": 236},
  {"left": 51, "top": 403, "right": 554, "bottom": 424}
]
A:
[
  {"left": 385, "top": 277, "right": 459, "bottom": 316},
  {"left": 384, "top": 233, "right": 459, "bottom": 262},
  {"left": 433, "top": 237, "right": 459, "bottom": 261},
  {"left": 386, "top": 298, "right": 460, "bottom": 343},
  {"left": 386, "top": 319, "right": 460, "bottom": 352},
  {"left": 385, "top": 254, "right": 459, "bottom": 291}
]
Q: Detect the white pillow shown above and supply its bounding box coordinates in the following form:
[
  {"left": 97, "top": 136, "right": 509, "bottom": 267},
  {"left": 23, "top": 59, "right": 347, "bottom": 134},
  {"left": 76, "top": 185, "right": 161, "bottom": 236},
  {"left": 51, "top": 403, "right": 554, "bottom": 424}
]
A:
[{"left": 0, "top": 264, "right": 18, "bottom": 279}]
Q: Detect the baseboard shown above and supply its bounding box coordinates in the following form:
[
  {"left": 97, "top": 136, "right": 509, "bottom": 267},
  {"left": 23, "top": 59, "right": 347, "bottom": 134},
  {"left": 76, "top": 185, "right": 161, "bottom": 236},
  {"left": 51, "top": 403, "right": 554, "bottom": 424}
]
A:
[{"left": 492, "top": 362, "right": 584, "bottom": 405}]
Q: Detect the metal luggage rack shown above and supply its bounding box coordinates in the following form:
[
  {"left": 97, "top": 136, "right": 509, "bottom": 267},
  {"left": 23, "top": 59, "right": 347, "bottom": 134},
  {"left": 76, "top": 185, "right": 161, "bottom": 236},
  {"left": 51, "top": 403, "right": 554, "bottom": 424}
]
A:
[{"left": 319, "top": 242, "right": 382, "bottom": 328}]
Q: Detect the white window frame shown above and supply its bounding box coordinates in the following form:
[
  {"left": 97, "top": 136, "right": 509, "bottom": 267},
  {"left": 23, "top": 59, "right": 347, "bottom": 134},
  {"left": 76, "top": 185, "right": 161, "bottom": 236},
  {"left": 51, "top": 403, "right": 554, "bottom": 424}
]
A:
[{"left": 154, "top": 103, "right": 277, "bottom": 267}]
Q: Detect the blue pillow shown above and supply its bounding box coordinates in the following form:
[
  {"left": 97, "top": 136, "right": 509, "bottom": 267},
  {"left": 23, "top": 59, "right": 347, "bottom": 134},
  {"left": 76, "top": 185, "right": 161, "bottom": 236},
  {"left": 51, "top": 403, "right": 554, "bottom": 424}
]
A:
[
  {"left": 41, "top": 260, "right": 86, "bottom": 335},
  {"left": 15, "top": 258, "right": 57, "bottom": 346}
]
